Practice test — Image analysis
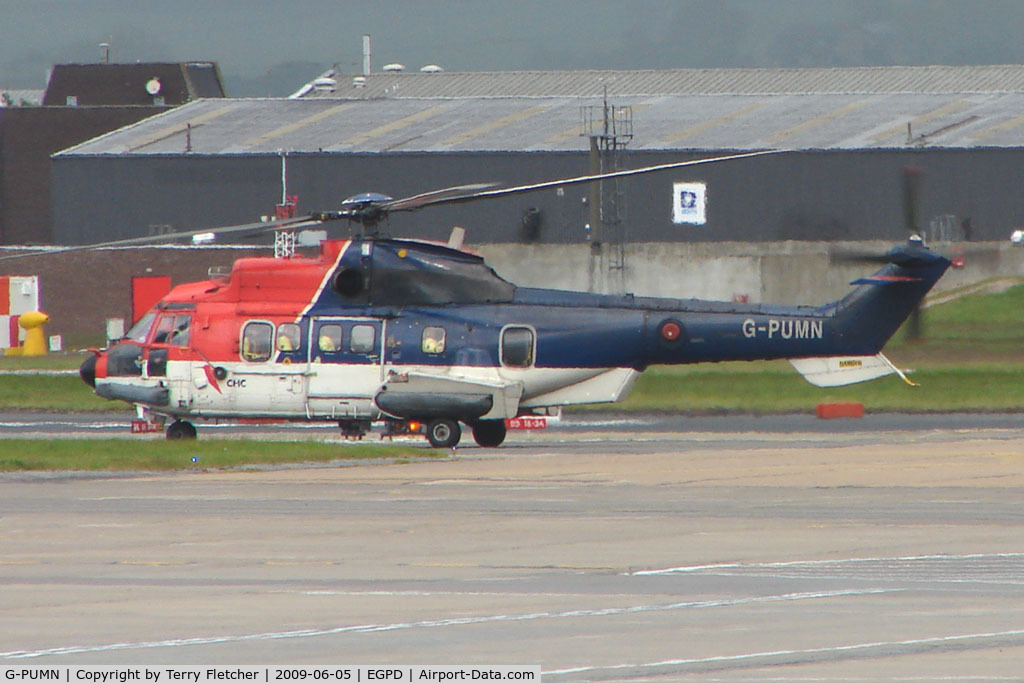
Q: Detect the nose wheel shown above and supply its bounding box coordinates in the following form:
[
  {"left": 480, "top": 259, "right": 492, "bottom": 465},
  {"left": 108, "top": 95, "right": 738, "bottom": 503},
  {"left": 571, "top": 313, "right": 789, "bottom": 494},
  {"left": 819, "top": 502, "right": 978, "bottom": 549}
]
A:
[{"left": 166, "top": 420, "right": 197, "bottom": 440}]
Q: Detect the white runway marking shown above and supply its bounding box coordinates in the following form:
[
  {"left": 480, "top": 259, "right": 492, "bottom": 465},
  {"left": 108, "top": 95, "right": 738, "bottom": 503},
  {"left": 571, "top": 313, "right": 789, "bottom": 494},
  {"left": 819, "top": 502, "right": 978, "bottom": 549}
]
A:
[
  {"left": 0, "top": 589, "right": 891, "bottom": 660},
  {"left": 633, "top": 552, "right": 1024, "bottom": 578},
  {"left": 0, "top": 420, "right": 127, "bottom": 430},
  {"left": 545, "top": 628, "right": 1024, "bottom": 678}
]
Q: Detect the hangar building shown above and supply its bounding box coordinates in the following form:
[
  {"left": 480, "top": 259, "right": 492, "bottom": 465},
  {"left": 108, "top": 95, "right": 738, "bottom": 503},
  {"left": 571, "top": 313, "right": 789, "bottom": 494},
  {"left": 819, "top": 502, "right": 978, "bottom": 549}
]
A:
[
  {"left": 9, "top": 65, "right": 1024, "bottom": 342},
  {"left": 51, "top": 64, "right": 1024, "bottom": 248}
]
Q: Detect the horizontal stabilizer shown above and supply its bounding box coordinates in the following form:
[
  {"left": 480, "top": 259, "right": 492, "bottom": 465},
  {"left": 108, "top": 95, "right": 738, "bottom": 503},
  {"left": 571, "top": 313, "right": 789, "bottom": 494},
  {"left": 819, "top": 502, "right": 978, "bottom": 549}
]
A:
[
  {"left": 789, "top": 353, "right": 917, "bottom": 387},
  {"left": 849, "top": 274, "right": 922, "bottom": 285}
]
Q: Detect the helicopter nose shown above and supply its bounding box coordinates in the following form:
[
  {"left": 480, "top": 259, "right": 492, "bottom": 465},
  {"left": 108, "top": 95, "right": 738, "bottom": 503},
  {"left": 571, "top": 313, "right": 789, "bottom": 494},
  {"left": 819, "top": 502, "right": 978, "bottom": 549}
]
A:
[{"left": 79, "top": 354, "right": 97, "bottom": 388}]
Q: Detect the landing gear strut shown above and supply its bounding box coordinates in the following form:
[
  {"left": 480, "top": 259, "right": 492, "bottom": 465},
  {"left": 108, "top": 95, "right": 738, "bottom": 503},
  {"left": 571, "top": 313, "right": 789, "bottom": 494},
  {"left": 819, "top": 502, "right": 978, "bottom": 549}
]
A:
[{"left": 166, "top": 420, "right": 197, "bottom": 440}]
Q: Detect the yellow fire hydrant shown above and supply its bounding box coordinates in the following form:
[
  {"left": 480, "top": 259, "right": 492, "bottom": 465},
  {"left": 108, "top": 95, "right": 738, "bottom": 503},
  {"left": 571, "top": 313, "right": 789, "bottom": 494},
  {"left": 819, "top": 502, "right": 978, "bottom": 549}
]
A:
[{"left": 16, "top": 311, "right": 49, "bottom": 356}]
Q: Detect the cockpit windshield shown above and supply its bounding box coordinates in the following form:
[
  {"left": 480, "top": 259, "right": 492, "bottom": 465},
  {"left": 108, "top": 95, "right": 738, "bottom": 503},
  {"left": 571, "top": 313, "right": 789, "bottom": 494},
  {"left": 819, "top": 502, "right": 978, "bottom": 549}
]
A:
[{"left": 124, "top": 312, "right": 157, "bottom": 343}]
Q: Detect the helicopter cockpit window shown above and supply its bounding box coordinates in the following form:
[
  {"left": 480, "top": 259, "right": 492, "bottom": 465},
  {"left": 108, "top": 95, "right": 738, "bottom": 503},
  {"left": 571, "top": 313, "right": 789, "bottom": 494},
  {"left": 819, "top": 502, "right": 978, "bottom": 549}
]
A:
[
  {"left": 166, "top": 315, "right": 191, "bottom": 347},
  {"left": 241, "top": 321, "right": 274, "bottom": 362},
  {"left": 350, "top": 324, "right": 376, "bottom": 355},
  {"left": 422, "top": 326, "right": 446, "bottom": 354},
  {"left": 501, "top": 326, "right": 535, "bottom": 367},
  {"left": 151, "top": 315, "right": 175, "bottom": 344},
  {"left": 276, "top": 323, "right": 301, "bottom": 351},
  {"left": 125, "top": 312, "right": 157, "bottom": 343},
  {"left": 318, "top": 324, "right": 341, "bottom": 352}
]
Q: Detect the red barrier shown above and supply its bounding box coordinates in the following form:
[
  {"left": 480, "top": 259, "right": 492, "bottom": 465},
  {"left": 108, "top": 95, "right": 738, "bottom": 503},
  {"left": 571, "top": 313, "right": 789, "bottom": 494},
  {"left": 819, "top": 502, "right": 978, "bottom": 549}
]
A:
[{"left": 816, "top": 402, "right": 864, "bottom": 419}]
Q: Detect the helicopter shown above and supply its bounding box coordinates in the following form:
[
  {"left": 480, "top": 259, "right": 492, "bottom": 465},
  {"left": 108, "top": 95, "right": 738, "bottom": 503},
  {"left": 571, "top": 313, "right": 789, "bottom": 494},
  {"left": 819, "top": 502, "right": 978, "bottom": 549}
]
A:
[{"left": 33, "top": 149, "right": 949, "bottom": 447}]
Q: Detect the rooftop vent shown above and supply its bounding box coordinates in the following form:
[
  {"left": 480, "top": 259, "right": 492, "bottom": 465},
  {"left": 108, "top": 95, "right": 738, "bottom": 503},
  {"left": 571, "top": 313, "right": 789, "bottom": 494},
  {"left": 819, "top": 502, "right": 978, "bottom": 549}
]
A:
[{"left": 313, "top": 77, "right": 337, "bottom": 92}]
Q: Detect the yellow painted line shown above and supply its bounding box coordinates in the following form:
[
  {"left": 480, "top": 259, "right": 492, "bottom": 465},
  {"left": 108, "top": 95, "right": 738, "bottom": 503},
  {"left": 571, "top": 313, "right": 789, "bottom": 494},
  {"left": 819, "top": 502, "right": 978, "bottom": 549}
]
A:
[
  {"left": 244, "top": 102, "right": 357, "bottom": 147},
  {"left": 543, "top": 124, "right": 586, "bottom": 146},
  {"left": 264, "top": 560, "right": 337, "bottom": 566},
  {"left": 443, "top": 104, "right": 550, "bottom": 147},
  {"left": 345, "top": 103, "right": 452, "bottom": 147},
  {"left": 766, "top": 99, "right": 872, "bottom": 145},
  {"left": 867, "top": 100, "right": 972, "bottom": 144},
  {"left": 118, "top": 560, "right": 194, "bottom": 566},
  {"left": 661, "top": 101, "right": 766, "bottom": 145},
  {"left": 0, "top": 560, "right": 38, "bottom": 565},
  {"left": 128, "top": 104, "right": 235, "bottom": 151},
  {"left": 971, "top": 113, "right": 1024, "bottom": 141}
]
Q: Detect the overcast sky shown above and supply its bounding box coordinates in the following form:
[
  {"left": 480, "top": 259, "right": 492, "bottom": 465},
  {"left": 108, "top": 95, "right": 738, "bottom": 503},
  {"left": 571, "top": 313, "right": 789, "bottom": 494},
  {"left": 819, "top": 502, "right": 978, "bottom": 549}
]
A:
[{"left": 4, "top": 0, "right": 1024, "bottom": 96}]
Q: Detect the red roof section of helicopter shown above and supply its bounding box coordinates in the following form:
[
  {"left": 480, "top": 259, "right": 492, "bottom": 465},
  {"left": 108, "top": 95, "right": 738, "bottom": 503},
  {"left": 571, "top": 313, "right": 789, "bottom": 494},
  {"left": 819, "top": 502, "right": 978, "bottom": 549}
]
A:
[{"left": 160, "top": 239, "right": 349, "bottom": 308}]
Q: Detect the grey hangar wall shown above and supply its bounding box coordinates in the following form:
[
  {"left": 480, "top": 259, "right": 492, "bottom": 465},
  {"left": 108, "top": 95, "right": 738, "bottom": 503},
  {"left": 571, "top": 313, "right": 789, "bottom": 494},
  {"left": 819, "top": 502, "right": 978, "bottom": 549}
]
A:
[{"left": 52, "top": 148, "right": 1024, "bottom": 246}]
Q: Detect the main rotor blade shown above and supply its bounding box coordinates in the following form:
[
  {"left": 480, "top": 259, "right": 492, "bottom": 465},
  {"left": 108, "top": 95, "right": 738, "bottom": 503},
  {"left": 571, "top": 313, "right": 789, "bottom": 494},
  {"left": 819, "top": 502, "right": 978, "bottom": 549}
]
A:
[
  {"left": 385, "top": 149, "right": 781, "bottom": 212},
  {"left": 382, "top": 183, "right": 501, "bottom": 212},
  {"left": 0, "top": 216, "right": 321, "bottom": 262}
]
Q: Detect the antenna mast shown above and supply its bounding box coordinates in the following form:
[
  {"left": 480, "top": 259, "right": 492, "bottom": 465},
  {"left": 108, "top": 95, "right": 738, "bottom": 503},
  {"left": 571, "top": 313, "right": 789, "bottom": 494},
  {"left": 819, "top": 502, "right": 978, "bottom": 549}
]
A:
[
  {"left": 581, "top": 85, "right": 633, "bottom": 294},
  {"left": 274, "top": 150, "right": 299, "bottom": 258}
]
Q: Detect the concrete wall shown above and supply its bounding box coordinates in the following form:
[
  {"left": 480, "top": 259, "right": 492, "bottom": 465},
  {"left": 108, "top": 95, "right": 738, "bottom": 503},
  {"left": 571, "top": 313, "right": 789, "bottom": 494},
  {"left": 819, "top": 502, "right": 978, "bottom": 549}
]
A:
[{"left": 478, "top": 240, "right": 1024, "bottom": 306}]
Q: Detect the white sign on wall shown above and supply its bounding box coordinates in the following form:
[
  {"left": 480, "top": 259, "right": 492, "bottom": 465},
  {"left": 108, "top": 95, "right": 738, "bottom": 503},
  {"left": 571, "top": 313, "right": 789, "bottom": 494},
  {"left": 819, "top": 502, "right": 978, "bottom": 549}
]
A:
[{"left": 672, "top": 181, "right": 707, "bottom": 225}]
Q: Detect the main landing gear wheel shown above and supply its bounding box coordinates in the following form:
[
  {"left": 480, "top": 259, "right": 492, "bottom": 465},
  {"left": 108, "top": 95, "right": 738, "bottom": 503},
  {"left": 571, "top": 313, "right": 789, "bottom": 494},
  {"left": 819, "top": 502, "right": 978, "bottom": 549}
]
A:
[
  {"left": 426, "top": 418, "right": 461, "bottom": 448},
  {"left": 166, "top": 420, "right": 197, "bottom": 440},
  {"left": 471, "top": 419, "right": 507, "bottom": 448}
]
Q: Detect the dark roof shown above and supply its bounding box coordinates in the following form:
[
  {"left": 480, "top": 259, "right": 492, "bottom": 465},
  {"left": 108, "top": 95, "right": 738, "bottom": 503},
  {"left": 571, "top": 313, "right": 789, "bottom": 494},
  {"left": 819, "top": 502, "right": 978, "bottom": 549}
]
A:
[{"left": 42, "top": 62, "right": 226, "bottom": 107}]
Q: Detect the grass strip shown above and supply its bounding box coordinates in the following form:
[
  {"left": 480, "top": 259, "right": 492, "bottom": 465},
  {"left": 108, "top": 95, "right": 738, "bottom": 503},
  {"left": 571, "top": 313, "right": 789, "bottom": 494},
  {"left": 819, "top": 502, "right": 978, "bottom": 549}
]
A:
[
  {"left": 4, "top": 363, "right": 1024, "bottom": 414},
  {"left": 617, "top": 365, "right": 1024, "bottom": 413},
  {"left": 0, "top": 374, "right": 124, "bottom": 411},
  {"left": 0, "top": 439, "right": 431, "bottom": 472}
]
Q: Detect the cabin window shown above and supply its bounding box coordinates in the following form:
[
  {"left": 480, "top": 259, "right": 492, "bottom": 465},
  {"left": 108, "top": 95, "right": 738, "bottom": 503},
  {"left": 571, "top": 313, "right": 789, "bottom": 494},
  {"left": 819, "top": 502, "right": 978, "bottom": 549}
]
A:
[
  {"left": 318, "top": 324, "right": 342, "bottom": 352},
  {"left": 241, "top": 321, "right": 274, "bottom": 362},
  {"left": 350, "top": 324, "right": 376, "bottom": 354},
  {"left": 277, "top": 323, "right": 301, "bottom": 351},
  {"left": 501, "top": 326, "right": 535, "bottom": 367},
  {"left": 422, "top": 326, "right": 446, "bottom": 354}
]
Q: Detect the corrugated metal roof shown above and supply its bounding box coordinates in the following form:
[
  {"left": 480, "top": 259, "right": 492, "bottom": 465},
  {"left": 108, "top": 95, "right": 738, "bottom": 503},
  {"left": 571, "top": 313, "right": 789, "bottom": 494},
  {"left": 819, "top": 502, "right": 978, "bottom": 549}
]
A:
[
  {"left": 58, "top": 86, "right": 1024, "bottom": 157},
  {"left": 300, "top": 65, "right": 1024, "bottom": 98}
]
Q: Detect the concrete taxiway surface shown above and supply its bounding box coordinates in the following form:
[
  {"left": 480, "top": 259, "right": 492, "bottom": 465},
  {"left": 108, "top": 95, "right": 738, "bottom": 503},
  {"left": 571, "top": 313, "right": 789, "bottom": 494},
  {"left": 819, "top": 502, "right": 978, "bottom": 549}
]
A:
[{"left": 2, "top": 415, "right": 1024, "bottom": 679}]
